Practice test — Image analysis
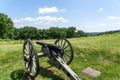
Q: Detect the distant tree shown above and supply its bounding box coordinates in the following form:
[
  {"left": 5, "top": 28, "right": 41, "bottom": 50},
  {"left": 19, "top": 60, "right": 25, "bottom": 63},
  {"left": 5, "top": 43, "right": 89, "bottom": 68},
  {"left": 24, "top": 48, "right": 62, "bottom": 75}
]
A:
[
  {"left": 35, "top": 29, "right": 42, "bottom": 39},
  {"left": 75, "top": 30, "right": 87, "bottom": 37},
  {"left": 0, "top": 13, "right": 14, "bottom": 39},
  {"left": 41, "top": 29, "right": 50, "bottom": 39},
  {"left": 49, "top": 27, "right": 59, "bottom": 38},
  {"left": 97, "top": 30, "right": 120, "bottom": 36},
  {"left": 19, "top": 26, "right": 37, "bottom": 39},
  {"left": 14, "top": 28, "right": 20, "bottom": 40},
  {"left": 66, "top": 27, "right": 76, "bottom": 38},
  {"left": 13, "top": 26, "right": 87, "bottom": 40},
  {"left": 58, "top": 28, "right": 67, "bottom": 38}
]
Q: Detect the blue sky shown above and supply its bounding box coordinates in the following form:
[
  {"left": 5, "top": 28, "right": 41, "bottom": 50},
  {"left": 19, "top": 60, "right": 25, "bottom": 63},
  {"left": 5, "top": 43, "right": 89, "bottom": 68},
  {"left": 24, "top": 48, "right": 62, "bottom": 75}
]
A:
[{"left": 1, "top": 0, "right": 120, "bottom": 32}]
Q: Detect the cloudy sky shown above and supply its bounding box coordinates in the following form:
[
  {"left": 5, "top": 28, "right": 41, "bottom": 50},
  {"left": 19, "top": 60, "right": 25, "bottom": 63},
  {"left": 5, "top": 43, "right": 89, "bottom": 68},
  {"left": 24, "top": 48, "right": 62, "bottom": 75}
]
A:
[{"left": 1, "top": 0, "right": 120, "bottom": 32}]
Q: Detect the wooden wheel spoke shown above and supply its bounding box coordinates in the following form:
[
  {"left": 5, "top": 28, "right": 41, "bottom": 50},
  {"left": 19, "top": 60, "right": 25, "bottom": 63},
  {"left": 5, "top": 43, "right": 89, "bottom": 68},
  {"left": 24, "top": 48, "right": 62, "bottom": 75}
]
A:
[
  {"left": 25, "top": 62, "right": 29, "bottom": 69},
  {"left": 64, "top": 44, "right": 69, "bottom": 50},
  {"left": 60, "top": 39, "right": 63, "bottom": 47},
  {"left": 64, "top": 52, "right": 71, "bottom": 57},
  {"left": 26, "top": 60, "right": 31, "bottom": 72},
  {"left": 25, "top": 43, "right": 29, "bottom": 53},
  {"left": 58, "top": 40, "right": 60, "bottom": 45},
  {"left": 32, "top": 59, "right": 37, "bottom": 74},
  {"left": 30, "top": 56, "right": 37, "bottom": 75},
  {"left": 62, "top": 40, "right": 67, "bottom": 48},
  {"left": 24, "top": 49, "right": 28, "bottom": 54},
  {"left": 64, "top": 50, "right": 71, "bottom": 52},
  {"left": 62, "top": 55, "right": 67, "bottom": 63},
  {"left": 63, "top": 54, "right": 69, "bottom": 63},
  {"left": 24, "top": 54, "right": 30, "bottom": 60}
]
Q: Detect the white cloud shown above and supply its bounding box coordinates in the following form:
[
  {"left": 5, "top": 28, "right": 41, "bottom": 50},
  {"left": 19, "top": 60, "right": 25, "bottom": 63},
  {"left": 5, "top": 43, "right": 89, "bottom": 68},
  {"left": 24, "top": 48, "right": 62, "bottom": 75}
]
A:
[
  {"left": 13, "top": 19, "right": 21, "bottom": 23},
  {"left": 107, "top": 16, "right": 120, "bottom": 20},
  {"left": 23, "top": 17, "right": 33, "bottom": 21},
  {"left": 13, "top": 16, "right": 68, "bottom": 28},
  {"left": 13, "top": 17, "right": 34, "bottom": 23},
  {"left": 78, "top": 22, "right": 120, "bottom": 32},
  {"left": 38, "top": 7, "right": 58, "bottom": 14},
  {"left": 38, "top": 7, "right": 66, "bottom": 14},
  {"left": 97, "top": 8, "right": 103, "bottom": 12},
  {"left": 57, "top": 17, "right": 68, "bottom": 22}
]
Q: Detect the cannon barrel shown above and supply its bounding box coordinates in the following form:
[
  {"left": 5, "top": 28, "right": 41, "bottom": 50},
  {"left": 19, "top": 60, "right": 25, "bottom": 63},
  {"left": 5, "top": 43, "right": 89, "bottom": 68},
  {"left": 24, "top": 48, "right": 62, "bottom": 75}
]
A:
[{"left": 36, "top": 42, "right": 63, "bottom": 53}]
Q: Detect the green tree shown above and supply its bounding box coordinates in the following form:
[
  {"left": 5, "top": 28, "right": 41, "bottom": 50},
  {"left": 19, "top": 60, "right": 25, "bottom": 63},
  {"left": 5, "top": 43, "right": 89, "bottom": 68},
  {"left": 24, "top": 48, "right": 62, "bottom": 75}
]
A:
[
  {"left": 14, "top": 28, "right": 20, "bottom": 40},
  {"left": 13, "top": 26, "right": 87, "bottom": 40},
  {"left": 58, "top": 28, "right": 67, "bottom": 38},
  {"left": 75, "top": 30, "right": 87, "bottom": 37},
  {"left": 19, "top": 26, "right": 37, "bottom": 39},
  {"left": 35, "top": 29, "right": 42, "bottom": 39},
  {"left": 0, "top": 13, "right": 14, "bottom": 39},
  {"left": 66, "top": 27, "right": 76, "bottom": 38},
  {"left": 41, "top": 29, "right": 50, "bottom": 39},
  {"left": 49, "top": 27, "right": 59, "bottom": 38}
]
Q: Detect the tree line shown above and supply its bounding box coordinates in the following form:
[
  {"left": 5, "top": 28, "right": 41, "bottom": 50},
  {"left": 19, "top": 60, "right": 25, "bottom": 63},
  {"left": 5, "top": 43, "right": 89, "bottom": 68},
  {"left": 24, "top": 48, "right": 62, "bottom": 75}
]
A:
[
  {"left": 14, "top": 26, "right": 87, "bottom": 40},
  {"left": 0, "top": 13, "right": 87, "bottom": 40},
  {"left": 97, "top": 30, "right": 120, "bottom": 36}
]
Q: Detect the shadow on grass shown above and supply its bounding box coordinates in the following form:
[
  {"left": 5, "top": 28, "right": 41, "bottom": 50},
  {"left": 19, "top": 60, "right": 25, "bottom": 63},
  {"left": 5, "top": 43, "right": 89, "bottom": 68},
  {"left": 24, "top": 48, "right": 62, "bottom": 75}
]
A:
[
  {"left": 10, "top": 67, "right": 64, "bottom": 80},
  {"left": 39, "top": 66, "right": 64, "bottom": 80},
  {"left": 10, "top": 59, "right": 65, "bottom": 80},
  {"left": 10, "top": 70, "right": 30, "bottom": 80}
]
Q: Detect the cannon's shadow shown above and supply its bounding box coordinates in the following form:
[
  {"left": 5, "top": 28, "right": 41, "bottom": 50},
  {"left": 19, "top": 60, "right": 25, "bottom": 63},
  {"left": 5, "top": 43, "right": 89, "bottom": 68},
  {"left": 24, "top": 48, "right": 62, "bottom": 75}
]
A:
[
  {"left": 39, "top": 66, "right": 64, "bottom": 80},
  {"left": 10, "top": 70, "right": 30, "bottom": 80},
  {"left": 10, "top": 67, "right": 64, "bottom": 80},
  {"left": 37, "top": 60, "right": 65, "bottom": 80}
]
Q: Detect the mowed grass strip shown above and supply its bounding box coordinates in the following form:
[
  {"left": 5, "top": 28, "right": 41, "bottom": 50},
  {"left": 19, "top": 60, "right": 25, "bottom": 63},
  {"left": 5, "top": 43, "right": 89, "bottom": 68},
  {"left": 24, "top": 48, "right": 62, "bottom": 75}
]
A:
[{"left": 0, "top": 33, "right": 120, "bottom": 79}]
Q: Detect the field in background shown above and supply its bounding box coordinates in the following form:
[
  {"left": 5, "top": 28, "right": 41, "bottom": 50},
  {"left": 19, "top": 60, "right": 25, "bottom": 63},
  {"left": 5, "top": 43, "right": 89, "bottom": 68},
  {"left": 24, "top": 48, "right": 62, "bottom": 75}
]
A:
[{"left": 0, "top": 33, "right": 120, "bottom": 80}]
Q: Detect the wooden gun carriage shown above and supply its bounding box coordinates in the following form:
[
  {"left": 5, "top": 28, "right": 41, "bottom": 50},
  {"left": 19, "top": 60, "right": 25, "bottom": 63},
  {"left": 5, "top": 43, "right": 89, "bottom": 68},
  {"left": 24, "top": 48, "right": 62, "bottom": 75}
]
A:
[{"left": 23, "top": 38, "right": 80, "bottom": 80}]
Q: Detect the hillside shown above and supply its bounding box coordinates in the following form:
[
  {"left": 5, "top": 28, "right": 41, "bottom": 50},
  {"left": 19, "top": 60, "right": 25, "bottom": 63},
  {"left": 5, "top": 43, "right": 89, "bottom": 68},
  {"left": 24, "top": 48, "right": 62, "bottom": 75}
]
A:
[
  {"left": 0, "top": 33, "right": 120, "bottom": 80},
  {"left": 87, "top": 30, "right": 120, "bottom": 36}
]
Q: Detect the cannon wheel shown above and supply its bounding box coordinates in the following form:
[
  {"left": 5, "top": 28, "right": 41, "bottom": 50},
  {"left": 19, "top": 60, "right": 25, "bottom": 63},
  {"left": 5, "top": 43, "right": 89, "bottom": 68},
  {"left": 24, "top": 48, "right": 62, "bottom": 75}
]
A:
[
  {"left": 23, "top": 39, "right": 39, "bottom": 78},
  {"left": 54, "top": 38, "right": 74, "bottom": 65}
]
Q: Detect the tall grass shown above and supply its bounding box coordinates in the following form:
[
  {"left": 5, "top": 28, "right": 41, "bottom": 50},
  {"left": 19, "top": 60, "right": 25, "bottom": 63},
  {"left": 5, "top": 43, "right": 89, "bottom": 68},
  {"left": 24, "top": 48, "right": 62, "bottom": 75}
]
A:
[
  {"left": 0, "top": 33, "right": 120, "bottom": 80},
  {"left": 70, "top": 33, "right": 120, "bottom": 80},
  {"left": 0, "top": 40, "right": 24, "bottom": 80}
]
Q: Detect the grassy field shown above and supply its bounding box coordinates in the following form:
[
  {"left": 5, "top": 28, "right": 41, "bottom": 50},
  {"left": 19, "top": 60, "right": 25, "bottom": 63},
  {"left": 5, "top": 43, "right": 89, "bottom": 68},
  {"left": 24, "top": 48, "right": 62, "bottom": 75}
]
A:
[{"left": 1, "top": 33, "right": 120, "bottom": 80}]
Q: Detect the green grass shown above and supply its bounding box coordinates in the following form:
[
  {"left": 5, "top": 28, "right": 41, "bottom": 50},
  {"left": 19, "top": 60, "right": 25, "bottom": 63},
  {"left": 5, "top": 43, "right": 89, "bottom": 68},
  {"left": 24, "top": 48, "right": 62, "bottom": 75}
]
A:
[{"left": 1, "top": 33, "right": 120, "bottom": 80}]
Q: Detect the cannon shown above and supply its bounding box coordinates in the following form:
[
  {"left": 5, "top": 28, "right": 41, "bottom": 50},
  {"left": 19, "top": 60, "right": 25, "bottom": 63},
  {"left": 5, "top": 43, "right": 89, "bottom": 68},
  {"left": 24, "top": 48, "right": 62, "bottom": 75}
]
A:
[{"left": 23, "top": 38, "right": 80, "bottom": 80}]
